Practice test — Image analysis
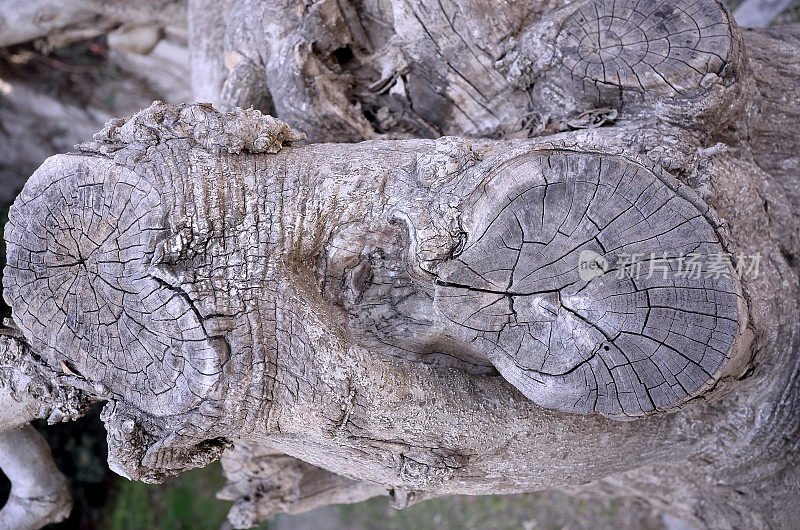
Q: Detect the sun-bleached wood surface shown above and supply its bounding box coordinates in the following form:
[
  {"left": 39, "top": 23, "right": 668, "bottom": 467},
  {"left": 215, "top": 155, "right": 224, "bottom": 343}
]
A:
[{"left": 1, "top": 1, "right": 800, "bottom": 528}]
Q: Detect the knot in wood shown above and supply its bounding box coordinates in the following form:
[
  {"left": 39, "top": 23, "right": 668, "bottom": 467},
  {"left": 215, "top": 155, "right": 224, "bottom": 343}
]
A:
[{"left": 417, "top": 137, "right": 479, "bottom": 189}]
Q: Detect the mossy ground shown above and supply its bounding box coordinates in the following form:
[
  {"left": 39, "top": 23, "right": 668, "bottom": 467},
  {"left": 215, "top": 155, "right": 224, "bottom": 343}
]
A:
[{"left": 103, "top": 462, "right": 236, "bottom": 530}]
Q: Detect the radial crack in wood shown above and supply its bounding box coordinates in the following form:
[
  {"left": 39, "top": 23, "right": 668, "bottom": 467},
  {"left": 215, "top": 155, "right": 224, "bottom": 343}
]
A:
[
  {"left": 557, "top": 0, "right": 735, "bottom": 97},
  {"left": 430, "top": 148, "right": 750, "bottom": 416},
  {"left": 3, "top": 104, "right": 752, "bottom": 437},
  {"left": 501, "top": 0, "right": 748, "bottom": 127},
  {"left": 203, "top": 0, "right": 749, "bottom": 141},
  {"left": 1, "top": 2, "right": 799, "bottom": 527},
  {"left": 4, "top": 155, "right": 223, "bottom": 416}
]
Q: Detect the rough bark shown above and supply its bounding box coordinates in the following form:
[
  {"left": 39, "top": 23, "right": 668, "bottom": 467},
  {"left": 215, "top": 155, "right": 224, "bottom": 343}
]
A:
[
  {"left": 2, "top": 1, "right": 800, "bottom": 529},
  {"left": 217, "top": 441, "right": 386, "bottom": 527},
  {"left": 0, "top": 331, "right": 90, "bottom": 528}
]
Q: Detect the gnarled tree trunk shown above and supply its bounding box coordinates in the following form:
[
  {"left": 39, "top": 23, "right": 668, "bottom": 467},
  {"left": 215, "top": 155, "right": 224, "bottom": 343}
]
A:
[{"left": 1, "top": 1, "right": 799, "bottom": 529}]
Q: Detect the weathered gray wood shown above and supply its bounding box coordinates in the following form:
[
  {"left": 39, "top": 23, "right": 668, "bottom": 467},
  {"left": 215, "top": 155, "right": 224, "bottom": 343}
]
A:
[
  {"left": 189, "top": 0, "right": 234, "bottom": 107},
  {"left": 554, "top": 0, "right": 737, "bottom": 98},
  {"left": 2, "top": 2, "right": 800, "bottom": 529},
  {"left": 207, "top": 0, "right": 749, "bottom": 141},
  {"left": 0, "top": 333, "right": 86, "bottom": 529},
  {"left": 432, "top": 149, "right": 748, "bottom": 416},
  {"left": 1, "top": 97, "right": 787, "bottom": 515},
  {"left": 3, "top": 102, "right": 751, "bottom": 427},
  {"left": 218, "top": 441, "right": 386, "bottom": 527}
]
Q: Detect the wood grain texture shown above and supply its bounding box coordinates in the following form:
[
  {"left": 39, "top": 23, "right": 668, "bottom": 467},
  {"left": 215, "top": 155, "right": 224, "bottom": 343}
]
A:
[
  {"left": 3, "top": 4, "right": 800, "bottom": 530},
  {"left": 432, "top": 149, "right": 747, "bottom": 416},
  {"left": 206, "top": 0, "right": 746, "bottom": 142},
  {"left": 504, "top": 0, "right": 748, "bottom": 126},
  {"left": 557, "top": 0, "right": 734, "bottom": 97},
  {"left": 2, "top": 104, "right": 752, "bottom": 476}
]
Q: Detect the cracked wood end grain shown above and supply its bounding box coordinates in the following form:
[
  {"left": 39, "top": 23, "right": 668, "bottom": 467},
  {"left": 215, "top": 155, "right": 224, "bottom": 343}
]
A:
[
  {"left": 557, "top": 0, "right": 735, "bottom": 97},
  {"left": 432, "top": 148, "right": 749, "bottom": 416},
  {"left": 3, "top": 104, "right": 751, "bottom": 428}
]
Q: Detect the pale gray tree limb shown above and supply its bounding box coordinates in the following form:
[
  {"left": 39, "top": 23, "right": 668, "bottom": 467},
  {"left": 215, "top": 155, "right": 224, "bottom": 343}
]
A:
[
  {"left": 188, "top": 0, "right": 234, "bottom": 107},
  {"left": 218, "top": 441, "right": 387, "bottom": 527},
  {"left": 0, "top": 332, "right": 91, "bottom": 529},
  {"left": 0, "top": 425, "right": 72, "bottom": 530}
]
